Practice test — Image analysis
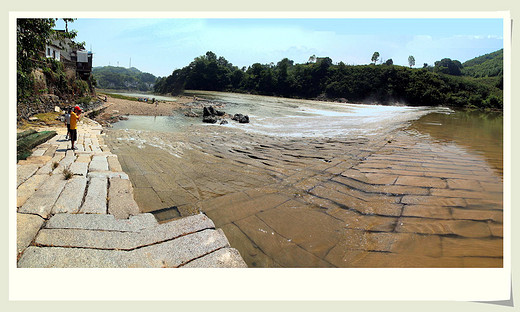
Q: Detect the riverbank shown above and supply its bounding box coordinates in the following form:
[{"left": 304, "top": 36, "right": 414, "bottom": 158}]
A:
[{"left": 16, "top": 116, "right": 247, "bottom": 268}]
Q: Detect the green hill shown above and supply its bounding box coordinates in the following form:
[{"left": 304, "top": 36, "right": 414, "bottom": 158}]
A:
[
  {"left": 92, "top": 66, "right": 157, "bottom": 91},
  {"left": 462, "top": 49, "right": 503, "bottom": 78}
]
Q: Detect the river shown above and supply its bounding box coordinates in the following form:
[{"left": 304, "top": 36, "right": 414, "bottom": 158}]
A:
[{"left": 105, "top": 90, "right": 503, "bottom": 268}]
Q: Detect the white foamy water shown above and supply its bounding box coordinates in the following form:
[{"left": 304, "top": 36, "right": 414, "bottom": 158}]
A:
[{"left": 112, "top": 91, "right": 449, "bottom": 138}]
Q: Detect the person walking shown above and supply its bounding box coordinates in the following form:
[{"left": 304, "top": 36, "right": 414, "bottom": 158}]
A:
[
  {"left": 64, "top": 107, "right": 71, "bottom": 140},
  {"left": 69, "top": 106, "right": 81, "bottom": 150}
]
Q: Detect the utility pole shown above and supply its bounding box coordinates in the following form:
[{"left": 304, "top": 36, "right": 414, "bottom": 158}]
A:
[{"left": 129, "top": 57, "right": 131, "bottom": 68}]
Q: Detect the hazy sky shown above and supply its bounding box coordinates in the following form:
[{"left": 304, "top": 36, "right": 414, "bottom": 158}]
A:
[{"left": 55, "top": 17, "right": 504, "bottom": 77}]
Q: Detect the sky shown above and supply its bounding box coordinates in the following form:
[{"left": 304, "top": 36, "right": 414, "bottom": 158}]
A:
[{"left": 55, "top": 17, "right": 504, "bottom": 78}]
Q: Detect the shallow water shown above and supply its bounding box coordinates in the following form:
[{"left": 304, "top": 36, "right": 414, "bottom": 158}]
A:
[
  {"left": 407, "top": 109, "right": 503, "bottom": 176},
  {"left": 113, "top": 90, "right": 443, "bottom": 138}
]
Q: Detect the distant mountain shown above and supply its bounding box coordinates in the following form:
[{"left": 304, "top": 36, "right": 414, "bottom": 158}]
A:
[
  {"left": 462, "top": 49, "right": 503, "bottom": 78},
  {"left": 92, "top": 66, "right": 157, "bottom": 91}
]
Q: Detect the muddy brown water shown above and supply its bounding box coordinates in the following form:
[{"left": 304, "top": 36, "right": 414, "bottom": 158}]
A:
[{"left": 105, "top": 92, "right": 503, "bottom": 268}]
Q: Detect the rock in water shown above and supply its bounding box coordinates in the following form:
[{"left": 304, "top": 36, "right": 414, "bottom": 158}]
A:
[
  {"left": 202, "top": 106, "right": 226, "bottom": 123},
  {"left": 232, "top": 114, "right": 249, "bottom": 123},
  {"left": 203, "top": 115, "right": 218, "bottom": 124}
]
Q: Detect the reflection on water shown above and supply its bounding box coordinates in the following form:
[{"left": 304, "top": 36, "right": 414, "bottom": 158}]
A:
[{"left": 408, "top": 110, "right": 503, "bottom": 176}]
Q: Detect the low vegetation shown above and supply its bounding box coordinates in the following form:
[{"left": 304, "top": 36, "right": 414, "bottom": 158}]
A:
[{"left": 62, "top": 168, "right": 73, "bottom": 180}]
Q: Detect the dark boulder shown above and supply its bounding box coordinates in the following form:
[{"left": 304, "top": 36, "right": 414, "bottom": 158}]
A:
[
  {"left": 202, "top": 115, "right": 218, "bottom": 124},
  {"left": 232, "top": 114, "right": 250, "bottom": 123},
  {"left": 203, "top": 106, "right": 225, "bottom": 117}
]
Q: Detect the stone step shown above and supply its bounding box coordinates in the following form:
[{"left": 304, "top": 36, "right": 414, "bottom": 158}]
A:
[
  {"left": 52, "top": 176, "right": 88, "bottom": 214},
  {"left": 35, "top": 213, "right": 214, "bottom": 250},
  {"left": 19, "top": 228, "right": 230, "bottom": 268},
  {"left": 46, "top": 213, "right": 158, "bottom": 232},
  {"left": 18, "top": 174, "right": 68, "bottom": 219},
  {"left": 79, "top": 177, "right": 108, "bottom": 214},
  {"left": 108, "top": 177, "right": 140, "bottom": 219}
]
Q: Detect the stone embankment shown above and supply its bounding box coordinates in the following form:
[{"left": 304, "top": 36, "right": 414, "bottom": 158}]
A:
[{"left": 16, "top": 117, "right": 247, "bottom": 268}]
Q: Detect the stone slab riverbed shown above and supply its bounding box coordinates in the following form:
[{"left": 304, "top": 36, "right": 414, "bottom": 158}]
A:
[{"left": 105, "top": 120, "right": 503, "bottom": 268}]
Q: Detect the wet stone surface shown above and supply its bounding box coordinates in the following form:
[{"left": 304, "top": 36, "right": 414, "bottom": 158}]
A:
[{"left": 105, "top": 125, "right": 503, "bottom": 268}]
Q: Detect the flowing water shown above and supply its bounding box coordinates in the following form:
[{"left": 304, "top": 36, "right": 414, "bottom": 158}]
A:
[
  {"left": 113, "top": 90, "right": 444, "bottom": 138},
  {"left": 106, "top": 91, "right": 503, "bottom": 268}
]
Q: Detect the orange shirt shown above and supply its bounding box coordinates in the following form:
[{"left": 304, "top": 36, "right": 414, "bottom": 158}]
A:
[{"left": 70, "top": 111, "right": 80, "bottom": 129}]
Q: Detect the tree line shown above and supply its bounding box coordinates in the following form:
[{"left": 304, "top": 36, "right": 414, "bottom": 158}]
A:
[{"left": 154, "top": 50, "right": 503, "bottom": 110}]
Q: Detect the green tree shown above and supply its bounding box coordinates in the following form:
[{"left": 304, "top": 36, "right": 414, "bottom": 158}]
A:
[
  {"left": 371, "top": 52, "right": 380, "bottom": 64},
  {"left": 434, "top": 58, "right": 463, "bottom": 76},
  {"left": 385, "top": 59, "right": 394, "bottom": 66},
  {"left": 408, "top": 55, "right": 415, "bottom": 68}
]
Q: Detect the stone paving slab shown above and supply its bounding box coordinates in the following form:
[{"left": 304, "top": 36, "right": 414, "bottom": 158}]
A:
[
  {"left": 46, "top": 213, "right": 158, "bottom": 232},
  {"left": 17, "top": 174, "right": 50, "bottom": 207},
  {"left": 52, "top": 155, "right": 76, "bottom": 174},
  {"left": 36, "top": 154, "right": 65, "bottom": 175},
  {"left": 18, "top": 228, "right": 230, "bottom": 268},
  {"left": 80, "top": 177, "right": 108, "bottom": 214},
  {"left": 108, "top": 177, "right": 140, "bottom": 219},
  {"left": 18, "top": 174, "right": 68, "bottom": 219},
  {"left": 69, "top": 161, "right": 88, "bottom": 176},
  {"left": 17, "top": 164, "right": 40, "bottom": 187},
  {"left": 87, "top": 171, "right": 129, "bottom": 180},
  {"left": 89, "top": 155, "right": 109, "bottom": 172},
  {"left": 52, "top": 176, "right": 88, "bottom": 214},
  {"left": 17, "top": 213, "right": 45, "bottom": 256},
  {"left": 107, "top": 155, "right": 123, "bottom": 172},
  {"left": 31, "top": 148, "right": 47, "bottom": 157},
  {"left": 35, "top": 213, "right": 215, "bottom": 249},
  {"left": 75, "top": 155, "right": 92, "bottom": 163},
  {"left": 182, "top": 248, "right": 248, "bottom": 268},
  {"left": 17, "top": 155, "right": 52, "bottom": 166},
  {"left": 132, "top": 229, "right": 231, "bottom": 267}
]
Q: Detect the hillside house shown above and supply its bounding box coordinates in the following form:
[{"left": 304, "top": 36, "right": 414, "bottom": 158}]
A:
[{"left": 44, "top": 31, "right": 93, "bottom": 80}]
